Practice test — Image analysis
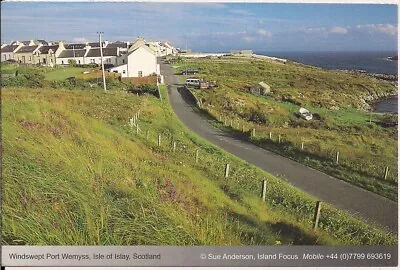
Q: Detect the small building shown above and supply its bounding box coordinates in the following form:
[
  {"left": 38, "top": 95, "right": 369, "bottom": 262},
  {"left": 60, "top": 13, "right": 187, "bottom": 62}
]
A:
[
  {"left": 109, "top": 44, "right": 157, "bottom": 78},
  {"left": 1, "top": 44, "right": 23, "bottom": 62},
  {"left": 56, "top": 49, "right": 87, "bottom": 65},
  {"left": 14, "top": 45, "right": 42, "bottom": 64},
  {"left": 34, "top": 39, "right": 49, "bottom": 46},
  {"left": 249, "top": 81, "right": 271, "bottom": 96},
  {"left": 84, "top": 47, "right": 120, "bottom": 66},
  {"left": 34, "top": 43, "right": 64, "bottom": 67}
]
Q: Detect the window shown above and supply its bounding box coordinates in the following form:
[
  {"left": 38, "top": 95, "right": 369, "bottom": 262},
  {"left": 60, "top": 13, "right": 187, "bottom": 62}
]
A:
[
  {"left": 91, "top": 59, "right": 95, "bottom": 63},
  {"left": 122, "top": 59, "right": 125, "bottom": 64},
  {"left": 29, "top": 56, "right": 31, "bottom": 61},
  {"left": 61, "top": 60, "right": 64, "bottom": 65},
  {"left": 106, "top": 58, "right": 111, "bottom": 63},
  {"left": 138, "top": 71, "right": 143, "bottom": 77},
  {"left": 78, "top": 60, "right": 81, "bottom": 64},
  {"left": 123, "top": 70, "right": 126, "bottom": 74}
]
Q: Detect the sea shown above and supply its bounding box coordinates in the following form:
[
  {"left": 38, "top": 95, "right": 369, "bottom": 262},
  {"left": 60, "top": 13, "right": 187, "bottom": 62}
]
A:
[{"left": 257, "top": 51, "right": 398, "bottom": 113}]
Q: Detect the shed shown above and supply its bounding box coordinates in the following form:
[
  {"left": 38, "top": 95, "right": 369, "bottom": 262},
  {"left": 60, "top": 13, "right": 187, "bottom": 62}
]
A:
[{"left": 250, "top": 81, "right": 271, "bottom": 96}]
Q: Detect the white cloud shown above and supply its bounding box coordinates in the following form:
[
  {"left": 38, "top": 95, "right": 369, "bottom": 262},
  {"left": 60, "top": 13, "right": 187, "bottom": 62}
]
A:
[
  {"left": 72, "top": 37, "right": 89, "bottom": 43},
  {"left": 242, "top": 36, "right": 256, "bottom": 43},
  {"left": 330, "top": 26, "right": 348, "bottom": 34},
  {"left": 301, "top": 27, "right": 327, "bottom": 34},
  {"left": 356, "top": 24, "right": 397, "bottom": 36},
  {"left": 258, "top": 29, "right": 272, "bottom": 37}
]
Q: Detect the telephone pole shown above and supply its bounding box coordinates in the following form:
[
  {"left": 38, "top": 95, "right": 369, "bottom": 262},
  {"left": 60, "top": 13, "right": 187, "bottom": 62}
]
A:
[{"left": 98, "top": 31, "right": 107, "bottom": 92}]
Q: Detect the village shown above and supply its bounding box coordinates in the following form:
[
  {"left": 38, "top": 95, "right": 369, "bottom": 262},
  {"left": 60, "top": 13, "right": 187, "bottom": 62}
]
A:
[{"left": 1, "top": 38, "right": 179, "bottom": 79}]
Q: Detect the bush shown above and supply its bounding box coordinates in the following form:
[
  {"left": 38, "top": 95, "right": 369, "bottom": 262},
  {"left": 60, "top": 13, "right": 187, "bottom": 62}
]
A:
[
  {"left": 242, "top": 107, "right": 269, "bottom": 124},
  {"left": 68, "top": 59, "right": 77, "bottom": 66},
  {"left": 128, "top": 84, "right": 158, "bottom": 97},
  {"left": 23, "top": 71, "right": 45, "bottom": 88}
]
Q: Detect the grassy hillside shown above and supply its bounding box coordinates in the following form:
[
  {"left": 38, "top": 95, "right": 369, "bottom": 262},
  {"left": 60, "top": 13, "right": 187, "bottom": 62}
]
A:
[
  {"left": 2, "top": 85, "right": 395, "bottom": 246},
  {"left": 173, "top": 56, "right": 398, "bottom": 201}
]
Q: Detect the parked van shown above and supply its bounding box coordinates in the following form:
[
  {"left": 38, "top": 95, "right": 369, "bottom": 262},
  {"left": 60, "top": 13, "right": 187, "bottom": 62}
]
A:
[{"left": 185, "top": 78, "right": 201, "bottom": 88}]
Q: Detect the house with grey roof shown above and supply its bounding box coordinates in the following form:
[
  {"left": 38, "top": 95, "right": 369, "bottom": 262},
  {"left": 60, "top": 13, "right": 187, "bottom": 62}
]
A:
[
  {"left": 34, "top": 42, "right": 64, "bottom": 67},
  {"left": 1, "top": 44, "right": 24, "bottom": 62},
  {"left": 35, "top": 39, "right": 48, "bottom": 46},
  {"left": 84, "top": 47, "right": 120, "bottom": 65},
  {"left": 14, "top": 45, "right": 42, "bottom": 64},
  {"left": 64, "top": 43, "right": 87, "bottom": 50},
  {"left": 56, "top": 49, "right": 87, "bottom": 65}
]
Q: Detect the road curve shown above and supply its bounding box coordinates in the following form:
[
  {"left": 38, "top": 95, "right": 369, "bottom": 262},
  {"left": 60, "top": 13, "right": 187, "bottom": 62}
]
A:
[{"left": 160, "top": 61, "right": 398, "bottom": 234}]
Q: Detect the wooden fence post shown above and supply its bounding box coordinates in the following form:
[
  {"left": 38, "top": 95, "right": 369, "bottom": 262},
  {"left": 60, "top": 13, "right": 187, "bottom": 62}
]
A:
[
  {"left": 301, "top": 142, "right": 304, "bottom": 150},
  {"left": 230, "top": 120, "right": 233, "bottom": 127},
  {"left": 225, "top": 164, "right": 230, "bottom": 178},
  {"left": 278, "top": 134, "right": 281, "bottom": 143},
  {"left": 242, "top": 124, "right": 245, "bottom": 133},
  {"left": 336, "top": 151, "right": 339, "bottom": 164},
  {"left": 313, "top": 201, "right": 322, "bottom": 231},
  {"left": 158, "top": 134, "right": 161, "bottom": 147},
  {"left": 269, "top": 132, "right": 272, "bottom": 140},
  {"left": 384, "top": 166, "right": 389, "bottom": 180},
  {"left": 195, "top": 149, "right": 199, "bottom": 163},
  {"left": 136, "top": 123, "right": 139, "bottom": 134},
  {"left": 261, "top": 180, "right": 267, "bottom": 202},
  {"left": 146, "top": 130, "right": 149, "bottom": 140},
  {"left": 224, "top": 119, "right": 227, "bottom": 126},
  {"left": 173, "top": 141, "right": 176, "bottom": 153},
  {"left": 129, "top": 118, "right": 134, "bottom": 128},
  {"left": 252, "top": 128, "right": 256, "bottom": 137}
]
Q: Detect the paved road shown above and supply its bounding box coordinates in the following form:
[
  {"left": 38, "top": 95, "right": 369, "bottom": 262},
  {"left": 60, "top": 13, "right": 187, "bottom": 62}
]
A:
[{"left": 160, "top": 61, "right": 398, "bottom": 234}]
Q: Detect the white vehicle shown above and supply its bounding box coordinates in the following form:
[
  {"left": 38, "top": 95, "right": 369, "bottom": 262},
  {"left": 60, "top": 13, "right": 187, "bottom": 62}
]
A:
[
  {"left": 185, "top": 78, "right": 201, "bottom": 88},
  {"left": 299, "top": 107, "right": 313, "bottom": 121}
]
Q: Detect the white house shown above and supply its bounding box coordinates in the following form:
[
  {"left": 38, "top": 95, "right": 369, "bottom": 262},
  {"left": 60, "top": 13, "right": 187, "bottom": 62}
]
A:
[
  {"left": 1, "top": 44, "right": 23, "bottom": 62},
  {"left": 84, "top": 47, "right": 120, "bottom": 65},
  {"left": 164, "top": 42, "right": 177, "bottom": 56},
  {"left": 109, "top": 44, "right": 158, "bottom": 78},
  {"left": 56, "top": 49, "right": 87, "bottom": 65},
  {"left": 34, "top": 43, "right": 64, "bottom": 67}
]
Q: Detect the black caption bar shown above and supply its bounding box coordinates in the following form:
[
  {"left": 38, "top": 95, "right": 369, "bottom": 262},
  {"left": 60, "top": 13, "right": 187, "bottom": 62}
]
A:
[{"left": 2, "top": 246, "right": 397, "bottom": 267}]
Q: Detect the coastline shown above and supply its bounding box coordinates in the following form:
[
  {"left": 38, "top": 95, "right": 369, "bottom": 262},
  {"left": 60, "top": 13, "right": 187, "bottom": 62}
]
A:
[{"left": 182, "top": 52, "right": 398, "bottom": 112}]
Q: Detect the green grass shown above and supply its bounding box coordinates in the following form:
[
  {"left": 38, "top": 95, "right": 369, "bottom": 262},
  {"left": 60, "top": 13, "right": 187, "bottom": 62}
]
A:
[
  {"left": 44, "top": 67, "right": 92, "bottom": 81},
  {"left": 2, "top": 85, "right": 396, "bottom": 246},
  {"left": 175, "top": 56, "right": 398, "bottom": 201}
]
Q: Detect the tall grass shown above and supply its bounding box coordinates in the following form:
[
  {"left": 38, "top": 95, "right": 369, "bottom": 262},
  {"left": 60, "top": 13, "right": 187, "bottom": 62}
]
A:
[{"left": 2, "top": 86, "right": 396, "bottom": 246}]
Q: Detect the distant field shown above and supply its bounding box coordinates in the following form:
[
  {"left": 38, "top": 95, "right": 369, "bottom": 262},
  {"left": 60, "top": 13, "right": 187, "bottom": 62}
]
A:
[{"left": 2, "top": 85, "right": 395, "bottom": 245}]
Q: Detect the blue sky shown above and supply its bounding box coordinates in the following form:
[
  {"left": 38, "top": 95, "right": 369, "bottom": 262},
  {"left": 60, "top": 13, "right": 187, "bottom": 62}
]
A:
[{"left": 1, "top": 2, "right": 398, "bottom": 52}]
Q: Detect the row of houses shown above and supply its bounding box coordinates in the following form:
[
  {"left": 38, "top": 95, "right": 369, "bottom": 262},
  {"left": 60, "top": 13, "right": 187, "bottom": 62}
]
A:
[{"left": 1, "top": 38, "right": 178, "bottom": 78}]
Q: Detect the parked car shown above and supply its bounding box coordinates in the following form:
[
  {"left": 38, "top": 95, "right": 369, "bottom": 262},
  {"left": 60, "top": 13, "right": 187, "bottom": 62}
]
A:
[{"left": 185, "top": 78, "right": 201, "bottom": 88}]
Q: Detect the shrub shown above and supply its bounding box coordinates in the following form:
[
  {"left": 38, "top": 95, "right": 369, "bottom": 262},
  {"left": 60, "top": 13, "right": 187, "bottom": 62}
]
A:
[
  {"left": 128, "top": 84, "right": 159, "bottom": 97},
  {"left": 68, "top": 59, "right": 77, "bottom": 66}
]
